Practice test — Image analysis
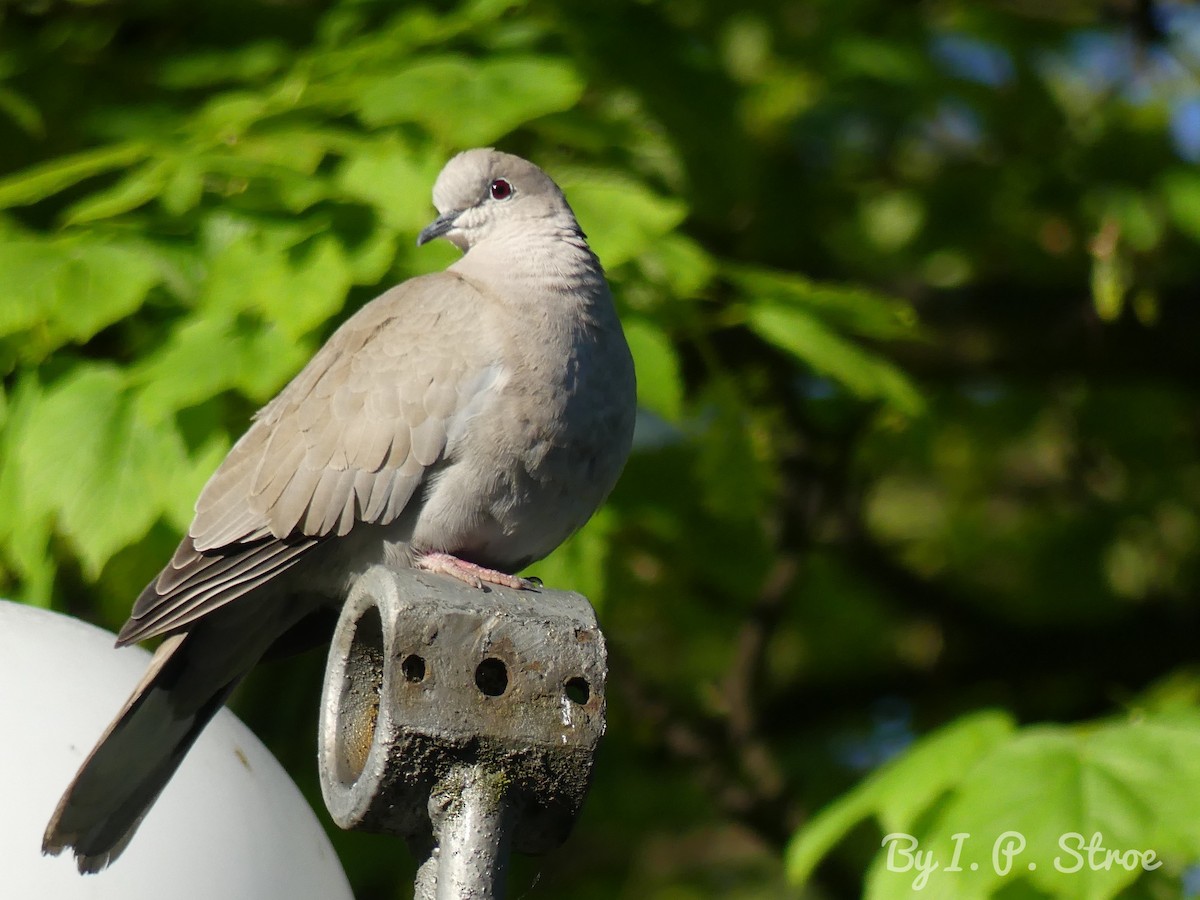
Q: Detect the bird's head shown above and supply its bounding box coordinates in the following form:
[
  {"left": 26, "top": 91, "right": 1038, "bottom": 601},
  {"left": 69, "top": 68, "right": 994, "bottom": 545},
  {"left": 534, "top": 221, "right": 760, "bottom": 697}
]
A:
[{"left": 417, "top": 148, "right": 578, "bottom": 252}]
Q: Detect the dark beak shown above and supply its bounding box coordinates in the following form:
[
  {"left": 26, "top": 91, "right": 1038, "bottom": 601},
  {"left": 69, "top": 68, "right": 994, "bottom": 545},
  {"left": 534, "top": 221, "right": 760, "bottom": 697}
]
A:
[{"left": 416, "top": 210, "right": 462, "bottom": 247}]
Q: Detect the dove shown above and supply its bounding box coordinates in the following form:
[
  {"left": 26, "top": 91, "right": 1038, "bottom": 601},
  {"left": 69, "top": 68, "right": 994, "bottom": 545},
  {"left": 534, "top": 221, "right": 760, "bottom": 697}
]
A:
[{"left": 42, "top": 148, "right": 637, "bottom": 873}]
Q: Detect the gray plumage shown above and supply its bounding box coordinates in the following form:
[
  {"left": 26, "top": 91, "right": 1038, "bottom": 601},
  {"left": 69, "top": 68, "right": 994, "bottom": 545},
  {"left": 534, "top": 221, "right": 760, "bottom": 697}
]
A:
[{"left": 42, "top": 148, "right": 637, "bottom": 873}]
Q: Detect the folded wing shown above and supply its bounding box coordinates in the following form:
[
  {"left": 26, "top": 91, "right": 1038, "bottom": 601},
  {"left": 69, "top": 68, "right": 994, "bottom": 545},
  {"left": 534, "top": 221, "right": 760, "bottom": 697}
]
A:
[{"left": 118, "top": 273, "right": 494, "bottom": 645}]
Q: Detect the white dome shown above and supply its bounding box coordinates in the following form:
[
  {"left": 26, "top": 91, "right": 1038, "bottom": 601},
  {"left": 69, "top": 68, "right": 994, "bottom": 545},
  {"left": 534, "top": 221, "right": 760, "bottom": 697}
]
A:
[{"left": 0, "top": 600, "right": 353, "bottom": 899}]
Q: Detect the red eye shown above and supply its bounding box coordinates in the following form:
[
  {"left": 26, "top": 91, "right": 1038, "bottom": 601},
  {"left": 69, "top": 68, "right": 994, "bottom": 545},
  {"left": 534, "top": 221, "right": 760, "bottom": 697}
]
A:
[{"left": 490, "top": 178, "right": 512, "bottom": 200}]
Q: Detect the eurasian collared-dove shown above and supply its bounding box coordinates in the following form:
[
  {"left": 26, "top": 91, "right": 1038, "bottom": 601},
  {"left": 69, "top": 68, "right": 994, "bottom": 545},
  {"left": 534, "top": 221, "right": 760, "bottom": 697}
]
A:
[{"left": 42, "top": 148, "right": 637, "bottom": 873}]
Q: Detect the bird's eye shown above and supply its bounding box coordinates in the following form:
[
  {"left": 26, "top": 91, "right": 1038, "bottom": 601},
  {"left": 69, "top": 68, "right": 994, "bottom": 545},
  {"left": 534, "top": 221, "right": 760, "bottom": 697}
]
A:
[{"left": 489, "top": 178, "right": 513, "bottom": 200}]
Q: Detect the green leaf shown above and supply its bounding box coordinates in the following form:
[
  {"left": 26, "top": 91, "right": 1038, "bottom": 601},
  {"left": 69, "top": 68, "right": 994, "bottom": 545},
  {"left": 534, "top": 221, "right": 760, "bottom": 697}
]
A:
[
  {"left": 1091, "top": 252, "right": 1128, "bottom": 323},
  {"left": 131, "top": 312, "right": 309, "bottom": 420},
  {"left": 0, "top": 236, "right": 167, "bottom": 350},
  {"left": 863, "top": 711, "right": 1200, "bottom": 899},
  {"left": 62, "top": 161, "right": 169, "bottom": 224},
  {"left": 149, "top": 316, "right": 239, "bottom": 408},
  {"left": 162, "top": 431, "right": 229, "bottom": 533},
  {"left": 1161, "top": 169, "right": 1200, "bottom": 245},
  {"left": 346, "top": 227, "right": 400, "bottom": 284},
  {"left": 0, "top": 84, "right": 45, "bottom": 136},
  {"left": 356, "top": 55, "right": 585, "bottom": 145},
  {"left": 730, "top": 267, "right": 918, "bottom": 341},
  {"left": 158, "top": 40, "right": 289, "bottom": 89},
  {"left": 0, "top": 376, "right": 55, "bottom": 604},
  {"left": 51, "top": 242, "right": 165, "bottom": 343},
  {"left": 693, "top": 379, "right": 775, "bottom": 529},
  {"left": 639, "top": 233, "right": 716, "bottom": 297},
  {"left": 0, "top": 142, "right": 147, "bottom": 208},
  {"left": 860, "top": 189, "right": 925, "bottom": 251},
  {"left": 200, "top": 227, "right": 351, "bottom": 342},
  {"left": 525, "top": 505, "right": 616, "bottom": 607},
  {"left": 234, "top": 325, "right": 316, "bottom": 401},
  {"left": 160, "top": 160, "right": 206, "bottom": 216},
  {"left": 260, "top": 236, "right": 353, "bottom": 338},
  {"left": 786, "top": 710, "right": 1016, "bottom": 887},
  {"left": 17, "top": 365, "right": 190, "bottom": 578},
  {"left": 623, "top": 316, "right": 683, "bottom": 421},
  {"left": 834, "top": 37, "right": 928, "bottom": 84},
  {"left": 234, "top": 131, "right": 331, "bottom": 175},
  {"left": 336, "top": 141, "right": 443, "bottom": 233},
  {"left": 193, "top": 91, "right": 271, "bottom": 139},
  {"left": 1099, "top": 189, "right": 1163, "bottom": 252},
  {"left": 748, "top": 303, "right": 924, "bottom": 414},
  {"left": 560, "top": 173, "right": 688, "bottom": 268}
]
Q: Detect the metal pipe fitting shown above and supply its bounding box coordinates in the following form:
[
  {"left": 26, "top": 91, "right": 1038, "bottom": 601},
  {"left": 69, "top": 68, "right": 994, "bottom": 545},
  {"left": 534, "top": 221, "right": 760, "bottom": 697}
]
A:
[{"left": 318, "top": 565, "right": 608, "bottom": 897}]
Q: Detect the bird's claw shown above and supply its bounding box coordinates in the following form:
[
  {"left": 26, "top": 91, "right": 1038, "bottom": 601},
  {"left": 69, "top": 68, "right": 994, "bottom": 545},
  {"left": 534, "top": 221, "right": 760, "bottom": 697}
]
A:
[{"left": 415, "top": 552, "right": 535, "bottom": 591}]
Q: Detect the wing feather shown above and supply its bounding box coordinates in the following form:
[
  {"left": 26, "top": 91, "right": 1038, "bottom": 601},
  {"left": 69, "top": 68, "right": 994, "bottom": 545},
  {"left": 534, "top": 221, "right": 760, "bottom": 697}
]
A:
[
  {"left": 121, "top": 273, "right": 496, "bottom": 643},
  {"left": 119, "top": 538, "right": 314, "bottom": 644}
]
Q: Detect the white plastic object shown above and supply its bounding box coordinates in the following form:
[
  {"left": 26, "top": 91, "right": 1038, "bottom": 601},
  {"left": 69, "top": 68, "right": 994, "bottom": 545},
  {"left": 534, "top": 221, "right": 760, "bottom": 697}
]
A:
[{"left": 0, "top": 599, "right": 353, "bottom": 899}]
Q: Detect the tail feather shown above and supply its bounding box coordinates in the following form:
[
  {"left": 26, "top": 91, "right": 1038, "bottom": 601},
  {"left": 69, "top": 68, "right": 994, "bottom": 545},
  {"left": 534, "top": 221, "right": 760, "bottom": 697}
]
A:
[{"left": 42, "top": 632, "right": 244, "bottom": 873}]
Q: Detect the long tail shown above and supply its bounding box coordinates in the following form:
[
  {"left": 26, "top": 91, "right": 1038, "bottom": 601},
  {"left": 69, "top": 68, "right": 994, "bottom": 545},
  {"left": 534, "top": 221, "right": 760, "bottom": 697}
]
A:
[{"left": 42, "top": 623, "right": 259, "bottom": 873}]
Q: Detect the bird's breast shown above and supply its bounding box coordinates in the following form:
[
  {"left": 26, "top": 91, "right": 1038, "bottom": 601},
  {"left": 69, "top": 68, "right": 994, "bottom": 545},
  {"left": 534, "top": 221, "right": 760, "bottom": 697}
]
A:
[{"left": 411, "top": 312, "right": 635, "bottom": 571}]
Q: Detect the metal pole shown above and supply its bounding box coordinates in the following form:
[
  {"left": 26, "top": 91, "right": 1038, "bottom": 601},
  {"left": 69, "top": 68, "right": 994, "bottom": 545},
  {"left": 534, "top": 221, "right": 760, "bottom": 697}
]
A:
[{"left": 419, "top": 764, "right": 514, "bottom": 899}]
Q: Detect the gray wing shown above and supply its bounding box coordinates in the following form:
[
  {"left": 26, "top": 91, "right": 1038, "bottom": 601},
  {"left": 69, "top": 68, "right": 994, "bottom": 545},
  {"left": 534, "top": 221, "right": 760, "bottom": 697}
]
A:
[{"left": 118, "top": 273, "right": 495, "bottom": 645}]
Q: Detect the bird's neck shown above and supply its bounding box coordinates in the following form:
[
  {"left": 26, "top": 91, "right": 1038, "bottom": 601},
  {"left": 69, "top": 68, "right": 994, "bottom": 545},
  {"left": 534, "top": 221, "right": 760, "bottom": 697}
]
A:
[{"left": 450, "top": 225, "right": 608, "bottom": 299}]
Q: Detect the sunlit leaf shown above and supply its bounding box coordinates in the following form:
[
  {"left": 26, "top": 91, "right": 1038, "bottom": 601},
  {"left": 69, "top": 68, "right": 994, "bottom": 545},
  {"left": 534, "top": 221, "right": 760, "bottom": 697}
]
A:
[
  {"left": 192, "top": 92, "right": 271, "bottom": 139},
  {"left": 730, "top": 267, "right": 918, "bottom": 341},
  {"left": 561, "top": 173, "right": 687, "bottom": 268},
  {"left": 638, "top": 232, "right": 716, "bottom": 297},
  {"left": 234, "top": 131, "right": 331, "bottom": 175},
  {"left": 160, "top": 160, "right": 206, "bottom": 216},
  {"left": 200, "top": 226, "right": 351, "bottom": 341},
  {"left": 345, "top": 226, "right": 400, "bottom": 283},
  {"left": 527, "top": 506, "right": 616, "bottom": 607},
  {"left": 162, "top": 432, "right": 230, "bottom": 533},
  {"left": 748, "top": 302, "right": 924, "bottom": 414},
  {"left": 786, "top": 711, "right": 1016, "bottom": 887},
  {"left": 623, "top": 316, "right": 683, "bottom": 421},
  {"left": 158, "top": 40, "right": 289, "bottom": 88},
  {"left": 335, "top": 142, "right": 443, "bottom": 232},
  {"left": 356, "top": 55, "right": 584, "bottom": 146},
  {"left": 0, "top": 377, "right": 55, "bottom": 604},
  {"left": 17, "top": 366, "right": 190, "bottom": 578},
  {"left": 0, "top": 143, "right": 147, "bottom": 208},
  {"left": 131, "top": 313, "right": 309, "bottom": 420},
  {"left": 62, "top": 161, "right": 169, "bottom": 224},
  {"left": 0, "top": 236, "right": 166, "bottom": 350},
  {"left": 864, "top": 712, "right": 1200, "bottom": 899}
]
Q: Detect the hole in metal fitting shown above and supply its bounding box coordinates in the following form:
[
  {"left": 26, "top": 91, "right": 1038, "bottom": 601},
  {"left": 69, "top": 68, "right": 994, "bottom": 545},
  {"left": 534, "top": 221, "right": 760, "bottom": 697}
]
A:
[
  {"left": 475, "top": 657, "right": 508, "bottom": 696},
  {"left": 401, "top": 654, "right": 426, "bottom": 683},
  {"left": 565, "top": 676, "right": 590, "bottom": 705},
  {"left": 335, "top": 603, "right": 383, "bottom": 786}
]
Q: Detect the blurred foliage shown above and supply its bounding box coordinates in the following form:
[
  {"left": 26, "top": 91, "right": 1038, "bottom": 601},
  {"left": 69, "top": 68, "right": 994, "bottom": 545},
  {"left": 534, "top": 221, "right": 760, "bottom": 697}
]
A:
[{"left": 3, "top": 0, "right": 1200, "bottom": 897}]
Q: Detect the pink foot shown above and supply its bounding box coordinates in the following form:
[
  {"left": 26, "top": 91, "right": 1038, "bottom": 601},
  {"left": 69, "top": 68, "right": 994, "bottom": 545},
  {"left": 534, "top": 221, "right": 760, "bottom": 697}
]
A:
[{"left": 415, "top": 552, "right": 534, "bottom": 590}]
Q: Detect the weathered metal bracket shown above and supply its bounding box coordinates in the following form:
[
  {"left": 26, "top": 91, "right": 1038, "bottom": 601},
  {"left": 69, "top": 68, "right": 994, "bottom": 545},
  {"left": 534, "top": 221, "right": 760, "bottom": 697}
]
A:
[{"left": 318, "top": 565, "right": 607, "bottom": 899}]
